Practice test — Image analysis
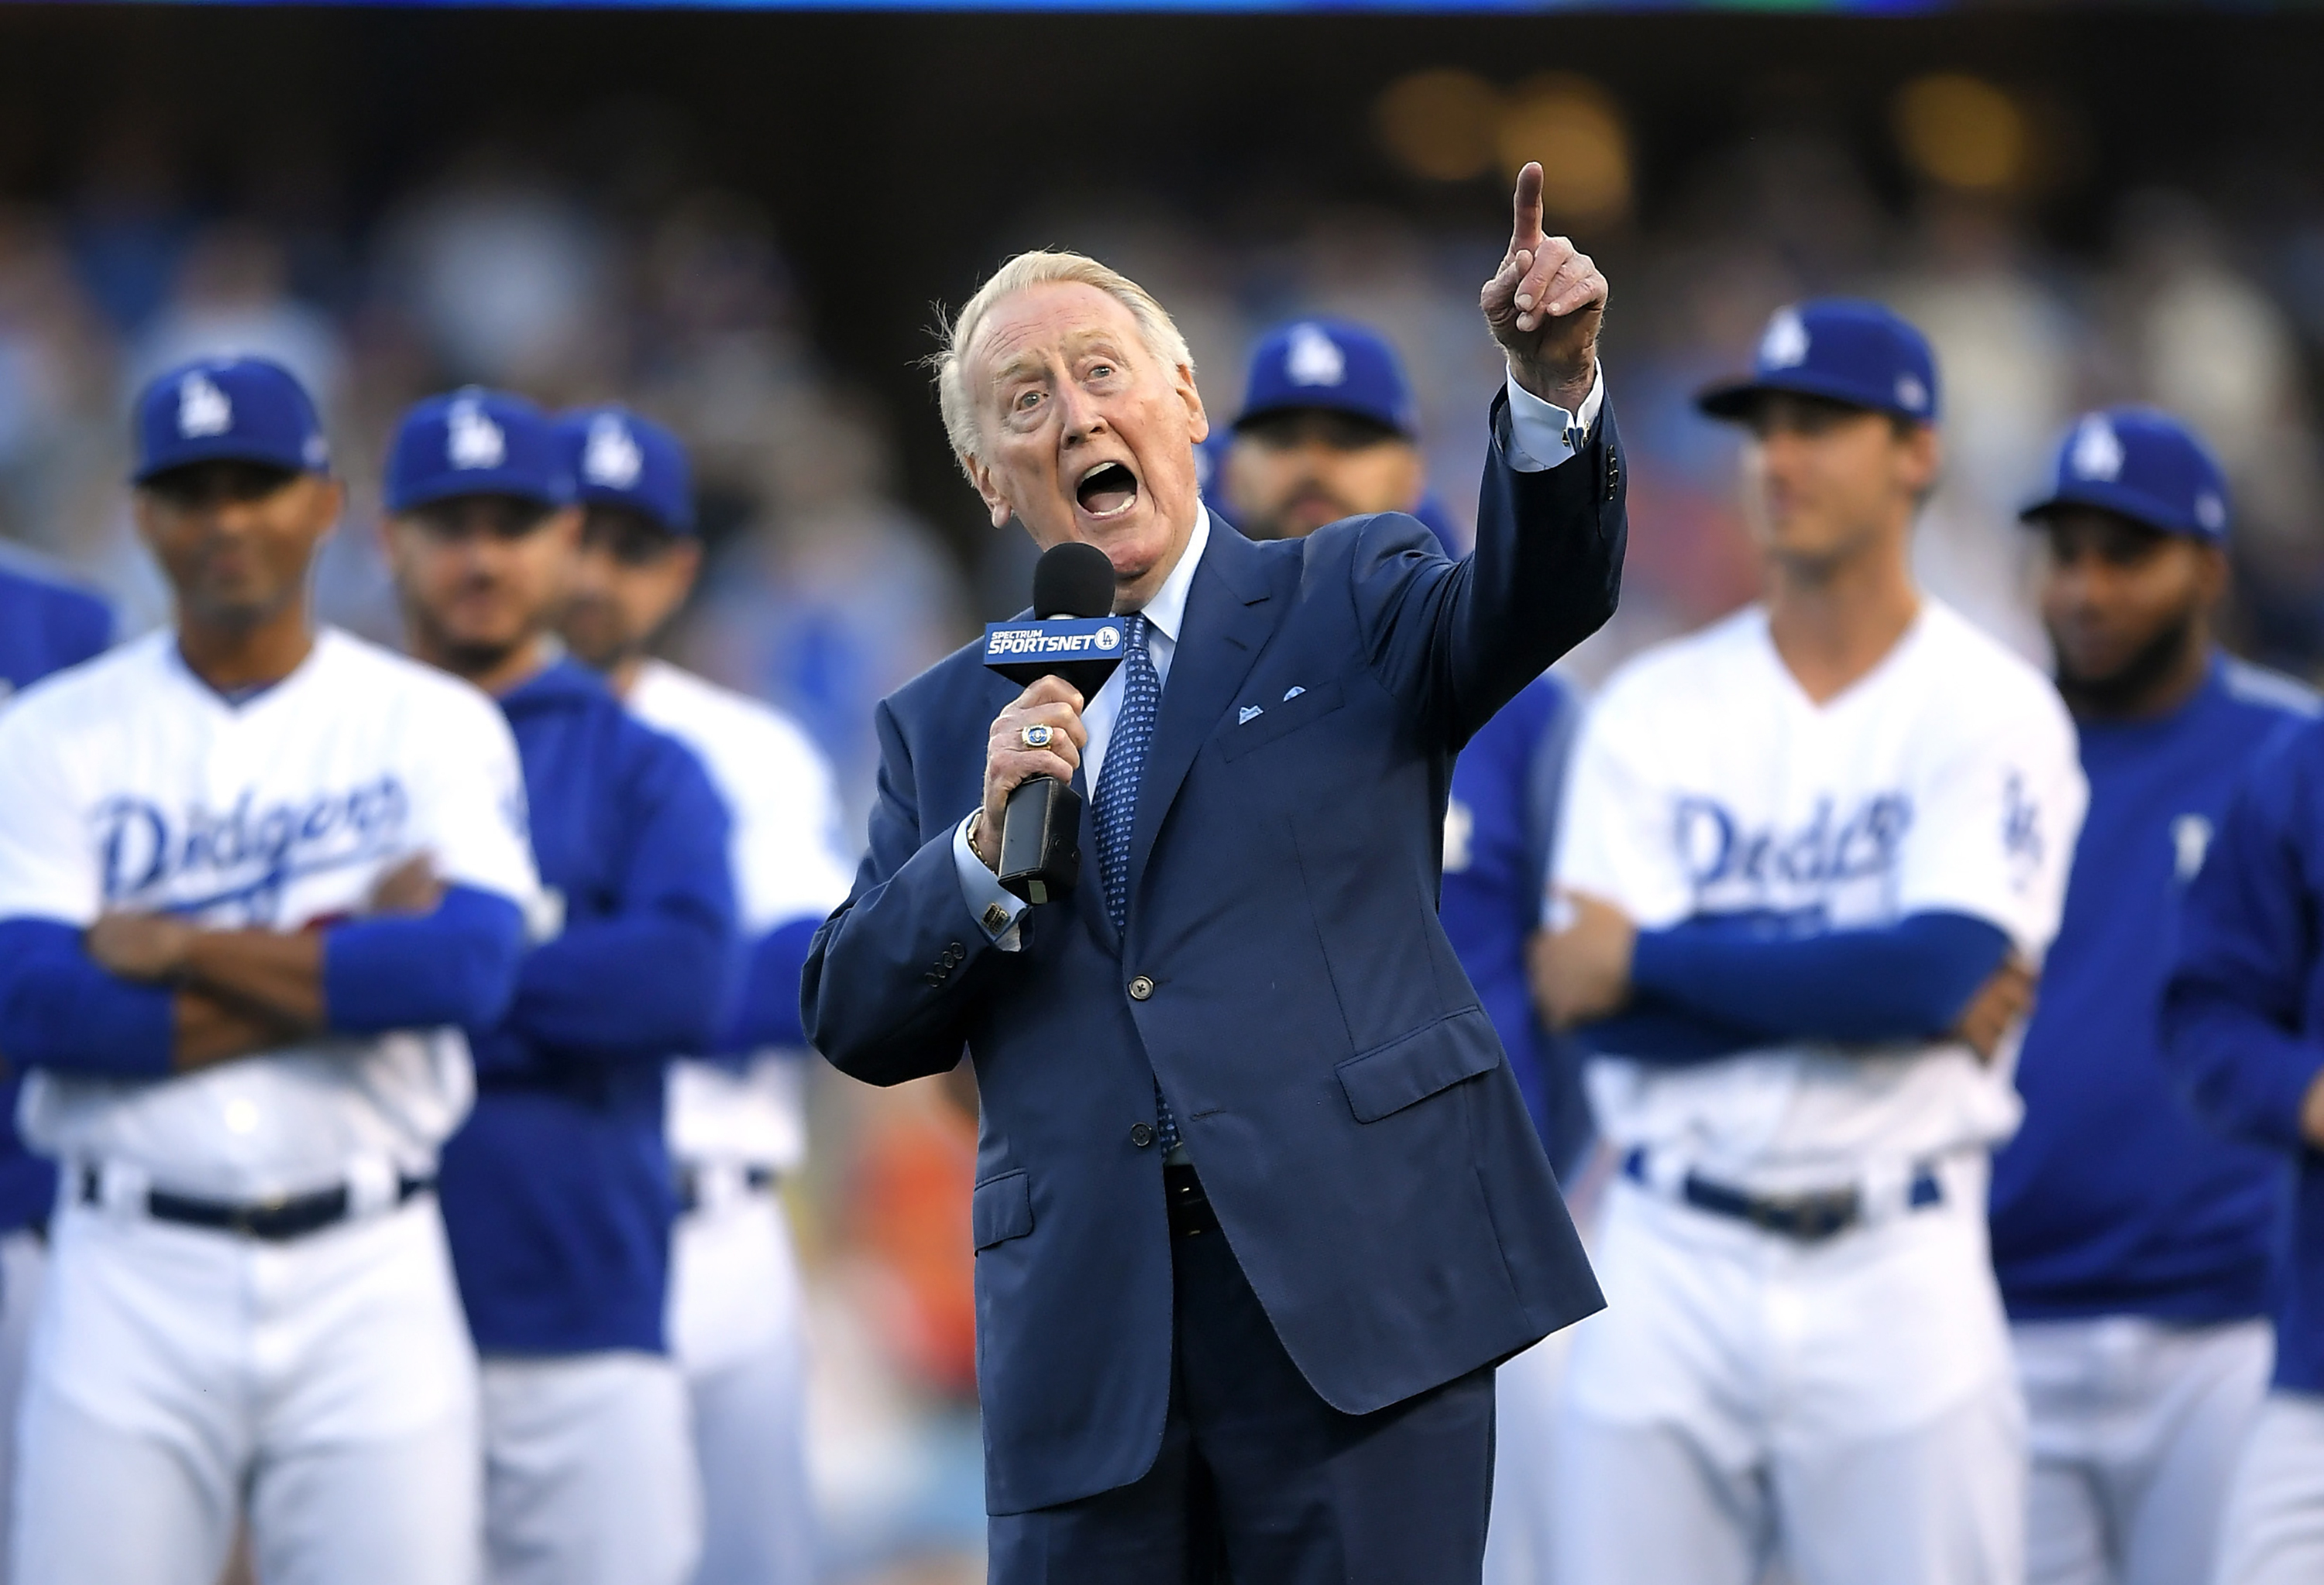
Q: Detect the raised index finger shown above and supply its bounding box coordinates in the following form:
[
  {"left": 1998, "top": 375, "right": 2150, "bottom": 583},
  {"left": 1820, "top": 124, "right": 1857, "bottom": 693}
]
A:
[{"left": 1509, "top": 161, "right": 1545, "bottom": 256}]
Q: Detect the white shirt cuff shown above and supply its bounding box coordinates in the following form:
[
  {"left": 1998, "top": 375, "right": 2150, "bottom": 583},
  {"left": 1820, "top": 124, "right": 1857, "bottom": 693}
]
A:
[
  {"left": 953, "top": 813, "right": 1026, "bottom": 951},
  {"left": 1503, "top": 363, "right": 1606, "bottom": 473}
]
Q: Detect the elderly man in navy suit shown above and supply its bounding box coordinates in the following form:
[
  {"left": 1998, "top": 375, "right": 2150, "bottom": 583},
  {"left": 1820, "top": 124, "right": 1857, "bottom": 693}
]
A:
[{"left": 803, "top": 163, "right": 1624, "bottom": 1583}]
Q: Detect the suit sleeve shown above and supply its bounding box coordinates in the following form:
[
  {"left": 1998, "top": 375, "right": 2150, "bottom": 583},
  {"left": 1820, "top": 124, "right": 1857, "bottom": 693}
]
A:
[
  {"left": 2162, "top": 734, "right": 2324, "bottom": 1152},
  {"left": 801, "top": 697, "right": 988, "bottom": 1087},
  {"left": 1353, "top": 390, "right": 1625, "bottom": 749}
]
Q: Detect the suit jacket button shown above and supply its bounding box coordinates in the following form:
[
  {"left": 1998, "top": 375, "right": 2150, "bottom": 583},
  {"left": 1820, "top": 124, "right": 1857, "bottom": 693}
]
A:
[
  {"left": 1129, "top": 1123, "right": 1155, "bottom": 1148},
  {"left": 1128, "top": 975, "right": 1154, "bottom": 1001}
]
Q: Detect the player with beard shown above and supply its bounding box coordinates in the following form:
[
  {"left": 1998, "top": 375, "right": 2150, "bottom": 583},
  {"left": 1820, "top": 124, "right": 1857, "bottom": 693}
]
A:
[
  {"left": 383, "top": 389, "right": 736, "bottom": 1585},
  {"left": 1992, "top": 408, "right": 2312, "bottom": 1585}
]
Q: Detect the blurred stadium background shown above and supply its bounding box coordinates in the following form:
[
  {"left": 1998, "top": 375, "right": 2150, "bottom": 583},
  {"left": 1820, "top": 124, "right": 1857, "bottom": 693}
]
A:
[{"left": 3, "top": 9, "right": 2322, "bottom": 1580}]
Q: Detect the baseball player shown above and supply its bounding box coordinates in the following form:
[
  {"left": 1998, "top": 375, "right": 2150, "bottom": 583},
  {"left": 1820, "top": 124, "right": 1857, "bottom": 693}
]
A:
[
  {"left": 382, "top": 387, "right": 737, "bottom": 1585},
  {"left": 555, "top": 403, "right": 854, "bottom": 1585},
  {"left": 1538, "top": 300, "right": 2086, "bottom": 1585},
  {"left": 1992, "top": 409, "right": 2309, "bottom": 1585},
  {"left": 0, "top": 356, "right": 539, "bottom": 1585},
  {"left": 0, "top": 545, "right": 111, "bottom": 1584},
  {"left": 2159, "top": 563, "right": 2324, "bottom": 1578}
]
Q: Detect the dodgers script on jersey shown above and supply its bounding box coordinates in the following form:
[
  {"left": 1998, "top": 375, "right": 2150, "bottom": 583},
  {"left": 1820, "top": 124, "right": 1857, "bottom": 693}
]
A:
[
  {"left": 1557, "top": 601, "right": 2086, "bottom": 1192},
  {"left": 0, "top": 629, "right": 539, "bottom": 1199}
]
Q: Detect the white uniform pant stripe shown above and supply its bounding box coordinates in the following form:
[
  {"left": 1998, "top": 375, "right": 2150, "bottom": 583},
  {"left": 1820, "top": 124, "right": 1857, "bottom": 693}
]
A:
[
  {"left": 2015, "top": 1315, "right": 2271, "bottom": 1585},
  {"left": 2212, "top": 1390, "right": 2324, "bottom": 1585},
  {"left": 481, "top": 1353, "right": 701, "bottom": 1585}
]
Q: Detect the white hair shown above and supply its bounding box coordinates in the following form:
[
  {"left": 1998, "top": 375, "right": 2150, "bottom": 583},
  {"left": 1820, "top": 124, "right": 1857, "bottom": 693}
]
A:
[{"left": 931, "top": 250, "right": 1194, "bottom": 480}]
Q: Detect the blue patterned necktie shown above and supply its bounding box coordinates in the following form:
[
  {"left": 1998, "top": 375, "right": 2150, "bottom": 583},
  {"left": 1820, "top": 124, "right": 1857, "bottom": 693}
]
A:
[{"left": 1092, "top": 614, "right": 1180, "bottom": 1153}]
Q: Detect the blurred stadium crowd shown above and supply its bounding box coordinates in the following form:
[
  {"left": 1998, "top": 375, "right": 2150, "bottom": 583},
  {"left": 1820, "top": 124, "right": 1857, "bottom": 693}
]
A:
[{"left": 8, "top": 61, "right": 2324, "bottom": 1583}]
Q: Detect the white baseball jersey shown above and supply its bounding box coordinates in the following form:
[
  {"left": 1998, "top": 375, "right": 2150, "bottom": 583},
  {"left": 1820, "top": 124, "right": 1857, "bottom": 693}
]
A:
[
  {"left": 0, "top": 627, "right": 539, "bottom": 1201},
  {"left": 1556, "top": 600, "right": 2086, "bottom": 1193},
  {"left": 627, "top": 659, "right": 854, "bottom": 1172}
]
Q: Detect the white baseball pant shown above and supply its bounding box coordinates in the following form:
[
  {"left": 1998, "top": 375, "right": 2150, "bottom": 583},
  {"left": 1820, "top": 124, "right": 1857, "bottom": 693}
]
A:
[
  {"left": 2014, "top": 1315, "right": 2271, "bottom": 1585},
  {"left": 670, "top": 1178, "right": 814, "bottom": 1585},
  {"left": 2212, "top": 1389, "right": 2324, "bottom": 1585},
  {"left": 1549, "top": 1168, "right": 2027, "bottom": 1585},
  {"left": 480, "top": 1351, "right": 702, "bottom": 1585},
  {"left": 11, "top": 1194, "right": 483, "bottom": 1585},
  {"left": 0, "top": 1229, "right": 45, "bottom": 1585}
]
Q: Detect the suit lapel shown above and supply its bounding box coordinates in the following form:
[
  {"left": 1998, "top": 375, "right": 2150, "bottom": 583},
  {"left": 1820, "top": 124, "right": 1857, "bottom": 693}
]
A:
[{"left": 1125, "top": 521, "right": 1279, "bottom": 903}]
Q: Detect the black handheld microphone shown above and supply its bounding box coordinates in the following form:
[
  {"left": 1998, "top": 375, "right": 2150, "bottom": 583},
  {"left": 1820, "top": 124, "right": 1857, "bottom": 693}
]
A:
[{"left": 978, "top": 542, "right": 1124, "bottom": 905}]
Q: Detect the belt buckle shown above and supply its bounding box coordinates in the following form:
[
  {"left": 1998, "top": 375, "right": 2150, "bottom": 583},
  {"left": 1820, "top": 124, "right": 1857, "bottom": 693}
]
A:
[
  {"left": 1789, "top": 1189, "right": 1858, "bottom": 1243},
  {"left": 235, "top": 1192, "right": 290, "bottom": 1240}
]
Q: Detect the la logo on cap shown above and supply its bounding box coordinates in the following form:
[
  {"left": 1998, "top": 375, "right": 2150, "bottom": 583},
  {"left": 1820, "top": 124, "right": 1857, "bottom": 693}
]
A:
[
  {"left": 583, "top": 414, "right": 643, "bottom": 489},
  {"left": 2070, "top": 414, "right": 2124, "bottom": 482},
  {"left": 1759, "top": 308, "right": 1810, "bottom": 370},
  {"left": 448, "top": 397, "right": 506, "bottom": 470},
  {"left": 178, "top": 372, "right": 232, "bottom": 438},
  {"left": 1284, "top": 324, "right": 1346, "bottom": 387}
]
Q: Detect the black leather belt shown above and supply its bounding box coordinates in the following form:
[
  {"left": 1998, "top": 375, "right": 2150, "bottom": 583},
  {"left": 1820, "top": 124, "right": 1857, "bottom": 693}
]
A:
[
  {"left": 1164, "top": 1161, "right": 1220, "bottom": 1239},
  {"left": 81, "top": 1168, "right": 432, "bottom": 1243},
  {"left": 676, "top": 1164, "right": 778, "bottom": 1215},
  {"left": 1622, "top": 1148, "right": 1941, "bottom": 1243}
]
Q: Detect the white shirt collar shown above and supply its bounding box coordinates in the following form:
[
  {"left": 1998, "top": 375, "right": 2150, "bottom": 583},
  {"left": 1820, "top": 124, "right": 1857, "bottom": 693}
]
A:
[{"left": 1132, "top": 505, "right": 1209, "bottom": 643}]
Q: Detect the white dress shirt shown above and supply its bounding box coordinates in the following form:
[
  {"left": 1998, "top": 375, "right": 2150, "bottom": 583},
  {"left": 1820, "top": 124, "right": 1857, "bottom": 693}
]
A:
[{"left": 954, "top": 365, "right": 1607, "bottom": 947}]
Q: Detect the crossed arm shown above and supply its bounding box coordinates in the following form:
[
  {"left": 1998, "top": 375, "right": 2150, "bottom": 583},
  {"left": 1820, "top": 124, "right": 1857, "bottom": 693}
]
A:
[
  {"left": 0, "top": 858, "right": 527, "bottom": 1078},
  {"left": 1532, "top": 892, "right": 2034, "bottom": 1064}
]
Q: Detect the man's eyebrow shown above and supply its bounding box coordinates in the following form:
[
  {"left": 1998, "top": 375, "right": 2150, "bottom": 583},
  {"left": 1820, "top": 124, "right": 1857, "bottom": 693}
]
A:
[{"left": 986, "top": 350, "right": 1048, "bottom": 386}]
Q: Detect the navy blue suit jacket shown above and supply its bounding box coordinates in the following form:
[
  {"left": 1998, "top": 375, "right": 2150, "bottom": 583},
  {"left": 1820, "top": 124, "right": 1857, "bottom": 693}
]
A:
[{"left": 805, "top": 392, "right": 1623, "bottom": 1515}]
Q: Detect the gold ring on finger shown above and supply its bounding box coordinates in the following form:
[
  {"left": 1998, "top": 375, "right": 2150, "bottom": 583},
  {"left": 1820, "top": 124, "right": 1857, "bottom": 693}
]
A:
[{"left": 1020, "top": 723, "right": 1054, "bottom": 751}]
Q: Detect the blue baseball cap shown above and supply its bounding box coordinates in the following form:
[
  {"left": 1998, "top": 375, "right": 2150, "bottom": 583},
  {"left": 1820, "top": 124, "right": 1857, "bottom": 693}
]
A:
[
  {"left": 555, "top": 405, "right": 693, "bottom": 535},
  {"left": 2020, "top": 407, "right": 2230, "bottom": 542},
  {"left": 1698, "top": 299, "right": 1941, "bottom": 426},
  {"left": 1235, "top": 319, "right": 1420, "bottom": 438},
  {"left": 384, "top": 388, "right": 574, "bottom": 514},
  {"left": 132, "top": 356, "right": 329, "bottom": 484}
]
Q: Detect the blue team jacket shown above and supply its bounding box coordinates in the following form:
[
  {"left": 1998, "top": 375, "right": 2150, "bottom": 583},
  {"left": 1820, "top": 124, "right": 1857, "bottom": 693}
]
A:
[
  {"left": 1439, "top": 673, "right": 1592, "bottom": 1177},
  {"left": 1996, "top": 658, "right": 2313, "bottom": 1325},
  {"left": 0, "top": 560, "right": 111, "bottom": 1230},
  {"left": 2164, "top": 699, "right": 2324, "bottom": 1393},
  {"left": 439, "top": 660, "right": 735, "bottom": 1357},
  {"left": 804, "top": 394, "right": 1622, "bottom": 1515}
]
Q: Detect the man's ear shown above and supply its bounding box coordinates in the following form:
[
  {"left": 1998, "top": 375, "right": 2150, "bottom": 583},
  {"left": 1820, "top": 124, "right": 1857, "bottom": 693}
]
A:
[
  {"left": 2195, "top": 541, "right": 2230, "bottom": 608},
  {"left": 1899, "top": 421, "right": 1942, "bottom": 499},
  {"left": 1177, "top": 363, "right": 1210, "bottom": 445},
  {"left": 301, "top": 476, "right": 347, "bottom": 548},
  {"left": 670, "top": 538, "right": 705, "bottom": 603},
  {"left": 965, "top": 453, "right": 1013, "bottom": 530}
]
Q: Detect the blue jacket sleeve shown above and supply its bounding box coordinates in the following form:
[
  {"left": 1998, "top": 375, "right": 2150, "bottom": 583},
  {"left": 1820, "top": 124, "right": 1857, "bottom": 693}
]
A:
[
  {"left": 0, "top": 918, "right": 173, "bottom": 1077},
  {"left": 323, "top": 885, "right": 527, "bottom": 1034},
  {"left": 1353, "top": 392, "right": 1625, "bottom": 750},
  {"left": 707, "top": 915, "right": 823, "bottom": 1066},
  {"left": 2162, "top": 738, "right": 2324, "bottom": 1152},
  {"left": 803, "top": 696, "right": 994, "bottom": 1088},
  {"left": 1602, "top": 909, "right": 2011, "bottom": 1054},
  {"left": 499, "top": 731, "right": 737, "bottom": 1065}
]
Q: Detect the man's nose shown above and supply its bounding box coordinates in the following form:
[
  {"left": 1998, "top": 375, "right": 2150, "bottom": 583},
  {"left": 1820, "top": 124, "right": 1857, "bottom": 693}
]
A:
[
  {"left": 203, "top": 498, "right": 265, "bottom": 535},
  {"left": 1055, "top": 383, "right": 1106, "bottom": 441}
]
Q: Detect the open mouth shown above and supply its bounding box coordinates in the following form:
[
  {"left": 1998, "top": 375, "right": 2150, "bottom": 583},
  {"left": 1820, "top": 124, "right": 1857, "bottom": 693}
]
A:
[{"left": 1076, "top": 461, "right": 1140, "bottom": 520}]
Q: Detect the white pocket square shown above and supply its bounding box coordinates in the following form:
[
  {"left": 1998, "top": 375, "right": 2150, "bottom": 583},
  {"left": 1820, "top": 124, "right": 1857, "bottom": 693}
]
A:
[
  {"left": 1283, "top": 686, "right": 1306, "bottom": 701},
  {"left": 1238, "top": 705, "right": 1264, "bottom": 724}
]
